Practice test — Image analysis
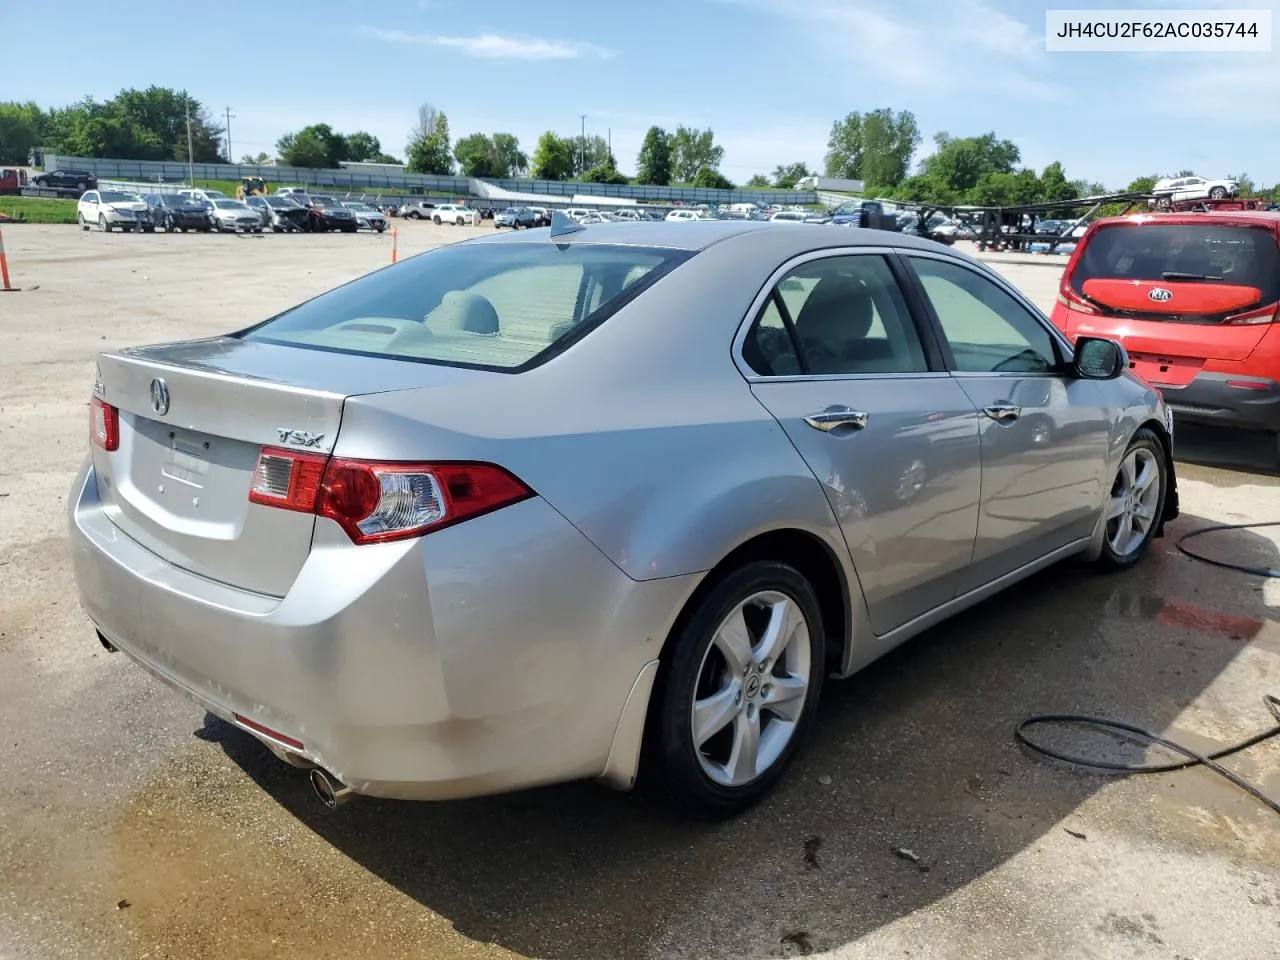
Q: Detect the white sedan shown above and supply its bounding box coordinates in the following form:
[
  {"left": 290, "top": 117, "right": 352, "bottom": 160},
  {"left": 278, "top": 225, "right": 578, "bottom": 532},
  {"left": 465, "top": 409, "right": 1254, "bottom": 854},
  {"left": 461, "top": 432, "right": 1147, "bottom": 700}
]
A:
[{"left": 77, "top": 191, "right": 153, "bottom": 233}]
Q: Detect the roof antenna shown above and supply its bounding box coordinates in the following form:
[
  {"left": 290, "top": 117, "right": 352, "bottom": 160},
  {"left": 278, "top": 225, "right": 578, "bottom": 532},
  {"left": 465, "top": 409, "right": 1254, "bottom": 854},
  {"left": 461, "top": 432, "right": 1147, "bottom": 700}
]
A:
[{"left": 549, "top": 210, "right": 585, "bottom": 239}]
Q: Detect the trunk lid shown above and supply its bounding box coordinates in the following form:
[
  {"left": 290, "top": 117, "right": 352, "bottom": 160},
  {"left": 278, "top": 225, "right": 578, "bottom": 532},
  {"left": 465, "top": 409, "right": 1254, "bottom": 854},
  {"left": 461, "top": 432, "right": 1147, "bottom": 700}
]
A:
[
  {"left": 1064, "top": 219, "right": 1280, "bottom": 365},
  {"left": 91, "top": 337, "right": 480, "bottom": 596}
]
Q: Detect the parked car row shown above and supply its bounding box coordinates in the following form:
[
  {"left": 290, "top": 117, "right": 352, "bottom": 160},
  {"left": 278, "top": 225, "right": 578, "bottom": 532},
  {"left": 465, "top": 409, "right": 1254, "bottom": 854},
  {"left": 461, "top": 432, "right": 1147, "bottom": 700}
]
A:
[{"left": 74, "top": 187, "right": 391, "bottom": 235}]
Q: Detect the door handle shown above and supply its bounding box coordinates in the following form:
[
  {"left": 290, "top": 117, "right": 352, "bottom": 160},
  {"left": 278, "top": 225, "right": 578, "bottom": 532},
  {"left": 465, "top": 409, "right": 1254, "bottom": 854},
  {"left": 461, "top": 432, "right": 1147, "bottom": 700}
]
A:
[
  {"left": 983, "top": 404, "right": 1021, "bottom": 423},
  {"left": 804, "top": 409, "right": 869, "bottom": 432}
]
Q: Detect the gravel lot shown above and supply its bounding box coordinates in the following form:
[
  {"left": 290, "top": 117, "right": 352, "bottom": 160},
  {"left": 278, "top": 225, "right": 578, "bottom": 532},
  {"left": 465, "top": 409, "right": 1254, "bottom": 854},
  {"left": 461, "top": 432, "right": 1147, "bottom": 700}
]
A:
[{"left": 1, "top": 224, "right": 1278, "bottom": 960}]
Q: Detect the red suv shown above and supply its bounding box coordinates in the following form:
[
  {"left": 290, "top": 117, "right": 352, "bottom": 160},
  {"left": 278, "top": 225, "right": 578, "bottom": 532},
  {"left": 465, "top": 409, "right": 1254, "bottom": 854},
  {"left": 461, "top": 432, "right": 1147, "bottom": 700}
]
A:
[{"left": 1050, "top": 211, "right": 1280, "bottom": 438}]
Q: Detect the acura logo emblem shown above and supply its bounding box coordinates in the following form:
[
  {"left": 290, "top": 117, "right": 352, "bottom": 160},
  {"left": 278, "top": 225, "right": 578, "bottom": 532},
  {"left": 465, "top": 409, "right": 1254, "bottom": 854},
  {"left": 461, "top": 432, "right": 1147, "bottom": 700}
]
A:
[
  {"left": 1147, "top": 287, "right": 1173, "bottom": 303},
  {"left": 149, "top": 378, "right": 170, "bottom": 415}
]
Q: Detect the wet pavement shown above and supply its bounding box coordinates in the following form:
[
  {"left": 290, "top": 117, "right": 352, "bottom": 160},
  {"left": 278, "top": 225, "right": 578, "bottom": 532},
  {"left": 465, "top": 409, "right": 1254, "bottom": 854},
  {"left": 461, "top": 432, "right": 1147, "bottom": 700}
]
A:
[{"left": 1, "top": 231, "right": 1278, "bottom": 960}]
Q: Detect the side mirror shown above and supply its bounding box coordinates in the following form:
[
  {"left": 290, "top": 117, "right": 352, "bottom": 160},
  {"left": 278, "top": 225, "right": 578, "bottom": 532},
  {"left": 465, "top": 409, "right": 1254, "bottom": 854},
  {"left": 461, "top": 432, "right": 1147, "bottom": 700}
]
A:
[{"left": 1072, "top": 336, "right": 1127, "bottom": 379}]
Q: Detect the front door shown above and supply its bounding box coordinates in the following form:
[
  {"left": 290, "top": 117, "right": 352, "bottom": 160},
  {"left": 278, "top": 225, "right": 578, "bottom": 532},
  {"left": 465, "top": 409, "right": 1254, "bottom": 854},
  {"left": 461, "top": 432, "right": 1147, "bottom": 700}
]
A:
[
  {"left": 742, "top": 252, "right": 982, "bottom": 636},
  {"left": 901, "top": 254, "right": 1112, "bottom": 591}
]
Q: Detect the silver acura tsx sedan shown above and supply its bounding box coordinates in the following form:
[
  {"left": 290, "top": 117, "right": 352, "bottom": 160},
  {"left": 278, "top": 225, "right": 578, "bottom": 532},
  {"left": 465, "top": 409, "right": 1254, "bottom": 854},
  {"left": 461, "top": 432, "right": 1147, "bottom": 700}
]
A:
[{"left": 69, "top": 215, "right": 1178, "bottom": 818}]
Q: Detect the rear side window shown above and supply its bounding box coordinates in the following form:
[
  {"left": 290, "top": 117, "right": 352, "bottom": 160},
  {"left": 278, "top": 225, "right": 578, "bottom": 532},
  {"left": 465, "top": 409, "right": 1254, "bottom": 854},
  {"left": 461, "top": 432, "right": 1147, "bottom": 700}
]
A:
[
  {"left": 241, "top": 243, "right": 692, "bottom": 370},
  {"left": 1072, "top": 223, "right": 1280, "bottom": 313}
]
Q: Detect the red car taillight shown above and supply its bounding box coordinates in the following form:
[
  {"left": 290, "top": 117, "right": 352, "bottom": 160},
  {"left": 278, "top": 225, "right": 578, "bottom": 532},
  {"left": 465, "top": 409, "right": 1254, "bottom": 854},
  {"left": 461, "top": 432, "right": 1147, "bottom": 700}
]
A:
[
  {"left": 90, "top": 396, "right": 119, "bottom": 451},
  {"left": 1223, "top": 303, "right": 1280, "bottom": 325},
  {"left": 249, "top": 448, "right": 533, "bottom": 544},
  {"left": 1056, "top": 280, "right": 1097, "bottom": 315}
]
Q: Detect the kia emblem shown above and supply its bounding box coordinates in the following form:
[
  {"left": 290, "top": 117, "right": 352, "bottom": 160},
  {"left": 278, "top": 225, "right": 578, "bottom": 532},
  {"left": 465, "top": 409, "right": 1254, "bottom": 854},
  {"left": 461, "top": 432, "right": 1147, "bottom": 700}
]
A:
[
  {"left": 1147, "top": 287, "right": 1173, "bottom": 303},
  {"left": 149, "top": 378, "right": 170, "bottom": 416}
]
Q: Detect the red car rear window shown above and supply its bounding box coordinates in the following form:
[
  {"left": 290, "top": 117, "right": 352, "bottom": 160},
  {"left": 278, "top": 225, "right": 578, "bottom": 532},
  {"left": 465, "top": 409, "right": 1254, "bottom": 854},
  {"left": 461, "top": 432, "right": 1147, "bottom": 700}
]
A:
[{"left": 1070, "top": 222, "right": 1280, "bottom": 322}]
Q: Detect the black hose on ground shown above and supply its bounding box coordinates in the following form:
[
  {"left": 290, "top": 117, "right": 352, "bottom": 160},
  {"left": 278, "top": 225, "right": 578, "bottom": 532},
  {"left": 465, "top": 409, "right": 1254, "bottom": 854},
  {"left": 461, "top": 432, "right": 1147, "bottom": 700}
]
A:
[{"left": 1017, "top": 520, "right": 1280, "bottom": 815}]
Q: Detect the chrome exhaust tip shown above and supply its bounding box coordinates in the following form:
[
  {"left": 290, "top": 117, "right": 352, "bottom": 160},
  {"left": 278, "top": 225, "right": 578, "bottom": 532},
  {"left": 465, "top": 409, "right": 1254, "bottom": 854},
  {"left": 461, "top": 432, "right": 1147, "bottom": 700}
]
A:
[
  {"left": 96, "top": 631, "right": 118, "bottom": 653},
  {"left": 309, "top": 768, "right": 354, "bottom": 809}
]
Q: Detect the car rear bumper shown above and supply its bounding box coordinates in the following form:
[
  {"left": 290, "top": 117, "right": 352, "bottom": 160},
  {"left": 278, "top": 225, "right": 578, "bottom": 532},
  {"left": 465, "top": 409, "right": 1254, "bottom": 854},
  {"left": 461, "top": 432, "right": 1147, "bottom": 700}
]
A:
[
  {"left": 68, "top": 461, "right": 694, "bottom": 801},
  {"left": 1157, "top": 372, "right": 1280, "bottom": 431}
]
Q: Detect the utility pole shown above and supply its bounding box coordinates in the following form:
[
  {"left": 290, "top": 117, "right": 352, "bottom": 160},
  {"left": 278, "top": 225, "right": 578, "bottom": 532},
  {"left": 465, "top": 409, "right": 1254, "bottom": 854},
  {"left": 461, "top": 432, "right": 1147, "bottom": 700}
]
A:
[
  {"left": 224, "top": 107, "right": 235, "bottom": 163},
  {"left": 579, "top": 114, "right": 586, "bottom": 175},
  {"left": 608, "top": 128, "right": 612, "bottom": 163},
  {"left": 185, "top": 102, "right": 195, "bottom": 186}
]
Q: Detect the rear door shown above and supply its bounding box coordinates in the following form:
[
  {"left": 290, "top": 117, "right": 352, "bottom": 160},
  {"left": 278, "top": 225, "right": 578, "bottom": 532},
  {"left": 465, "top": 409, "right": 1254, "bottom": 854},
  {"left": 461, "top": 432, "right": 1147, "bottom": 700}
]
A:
[
  {"left": 901, "top": 253, "right": 1111, "bottom": 590},
  {"left": 741, "top": 250, "right": 982, "bottom": 636}
]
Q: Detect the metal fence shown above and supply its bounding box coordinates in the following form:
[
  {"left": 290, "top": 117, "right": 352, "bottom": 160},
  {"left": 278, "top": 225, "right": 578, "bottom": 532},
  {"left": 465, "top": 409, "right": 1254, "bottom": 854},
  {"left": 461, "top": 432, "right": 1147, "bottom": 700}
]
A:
[{"left": 43, "top": 155, "right": 820, "bottom": 206}]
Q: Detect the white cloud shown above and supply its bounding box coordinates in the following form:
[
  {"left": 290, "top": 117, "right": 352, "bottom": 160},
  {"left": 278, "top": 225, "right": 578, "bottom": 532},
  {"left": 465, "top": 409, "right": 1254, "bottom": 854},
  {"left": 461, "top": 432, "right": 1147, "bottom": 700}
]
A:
[
  {"left": 360, "top": 26, "right": 615, "bottom": 60},
  {"left": 713, "top": 0, "right": 1066, "bottom": 101}
]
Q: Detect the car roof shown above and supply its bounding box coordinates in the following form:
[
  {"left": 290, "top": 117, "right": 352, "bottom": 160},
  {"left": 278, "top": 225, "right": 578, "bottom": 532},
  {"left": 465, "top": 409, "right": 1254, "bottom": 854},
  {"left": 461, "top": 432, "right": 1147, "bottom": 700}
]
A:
[
  {"left": 465, "top": 218, "right": 969, "bottom": 256},
  {"left": 1090, "top": 211, "right": 1280, "bottom": 230}
]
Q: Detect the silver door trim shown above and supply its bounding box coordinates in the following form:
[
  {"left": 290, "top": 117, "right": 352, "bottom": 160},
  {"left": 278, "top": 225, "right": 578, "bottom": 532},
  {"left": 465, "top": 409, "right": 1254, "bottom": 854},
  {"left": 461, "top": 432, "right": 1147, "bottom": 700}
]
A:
[{"left": 803, "top": 409, "right": 869, "bottom": 432}]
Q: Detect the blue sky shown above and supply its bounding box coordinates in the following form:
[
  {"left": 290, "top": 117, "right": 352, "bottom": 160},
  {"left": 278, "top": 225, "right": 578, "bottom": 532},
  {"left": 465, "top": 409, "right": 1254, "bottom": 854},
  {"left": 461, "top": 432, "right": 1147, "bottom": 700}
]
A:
[{"left": 5, "top": 0, "right": 1277, "bottom": 187}]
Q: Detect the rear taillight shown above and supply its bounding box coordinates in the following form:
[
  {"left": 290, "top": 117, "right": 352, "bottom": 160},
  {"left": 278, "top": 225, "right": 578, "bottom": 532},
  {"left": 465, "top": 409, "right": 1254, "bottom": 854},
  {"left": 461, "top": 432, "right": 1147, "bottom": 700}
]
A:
[
  {"left": 249, "top": 447, "right": 327, "bottom": 511},
  {"left": 1057, "top": 282, "right": 1097, "bottom": 315},
  {"left": 249, "top": 449, "right": 532, "bottom": 544},
  {"left": 90, "top": 397, "right": 119, "bottom": 451},
  {"left": 1223, "top": 304, "right": 1279, "bottom": 325}
]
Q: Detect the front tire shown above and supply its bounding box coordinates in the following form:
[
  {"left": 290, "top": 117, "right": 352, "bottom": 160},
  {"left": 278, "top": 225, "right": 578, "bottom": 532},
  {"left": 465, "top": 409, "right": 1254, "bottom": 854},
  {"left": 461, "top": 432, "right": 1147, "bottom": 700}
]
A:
[
  {"left": 1094, "top": 428, "right": 1167, "bottom": 571},
  {"left": 645, "top": 561, "right": 823, "bottom": 819},
  {"left": 79, "top": 213, "right": 89, "bottom": 231},
  {"left": 99, "top": 215, "right": 110, "bottom": 233},
  {"left": 1209, "top": 186, "right": 1227, "bottom": 200}
]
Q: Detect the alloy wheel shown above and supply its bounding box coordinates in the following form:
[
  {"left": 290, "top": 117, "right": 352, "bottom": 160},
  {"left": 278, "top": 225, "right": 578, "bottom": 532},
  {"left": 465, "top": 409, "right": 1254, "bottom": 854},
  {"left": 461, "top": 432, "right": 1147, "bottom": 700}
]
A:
[
  {"left": 691, "top": 590, "right": 812, "bottom": 787},
  {"left": 1106, "top": 447, "right": 1161, "bottom": 557}
]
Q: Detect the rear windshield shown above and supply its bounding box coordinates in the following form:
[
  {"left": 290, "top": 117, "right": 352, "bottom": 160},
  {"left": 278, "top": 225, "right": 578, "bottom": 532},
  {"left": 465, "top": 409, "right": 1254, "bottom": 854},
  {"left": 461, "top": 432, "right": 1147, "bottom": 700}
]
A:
[
  {"left": 1072, "top": 223, "right": 1280, "bottom": 309},
  {"left": 240, "top": 242, "right": 693, "bottom": 371}
]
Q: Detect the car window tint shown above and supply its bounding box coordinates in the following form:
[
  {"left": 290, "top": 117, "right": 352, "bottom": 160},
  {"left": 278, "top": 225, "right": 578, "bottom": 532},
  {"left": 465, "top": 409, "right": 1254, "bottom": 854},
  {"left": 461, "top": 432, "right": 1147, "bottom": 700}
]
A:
[
  {"left": 909, "top": 257, "right": 1057, "bottom": 373},
  {"left": 742, "top": 297, "right": 802, "bottom": 376},
  {"left": 243, "top": 243, "right": 691, "bottom": 370},
  {"left": 766, "top": 255, "right": 926, "bottom": 375}
]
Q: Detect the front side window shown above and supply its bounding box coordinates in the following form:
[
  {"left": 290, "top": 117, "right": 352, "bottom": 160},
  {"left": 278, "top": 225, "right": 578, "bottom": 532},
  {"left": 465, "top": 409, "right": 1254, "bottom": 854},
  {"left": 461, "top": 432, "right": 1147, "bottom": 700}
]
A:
[
  {"left": 908, "top": 257, "right": 1059, "bottom": 373},
  {"left": 243, "top": 243, "right": 691, "bottom": 370},
  {"left": 743, "top": 255, "right": 928, "bottom": 376}
]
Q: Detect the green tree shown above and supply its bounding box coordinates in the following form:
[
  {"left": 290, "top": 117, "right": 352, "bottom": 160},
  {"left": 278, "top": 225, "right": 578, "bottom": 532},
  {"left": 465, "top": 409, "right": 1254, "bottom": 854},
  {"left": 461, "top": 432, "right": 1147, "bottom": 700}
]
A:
[
  {"left": 570, "top": 134, "right": 612, "bottom": 177},
  {"left": 635, "top": 126, "right": 673, "bottom": 185},
  {"left": 1039, "top": 161, "right": 1078, "bottom": 203},
  {"left": 919, "top": 131, "right": 1020, "bottom": 195},
  {"left": 584, "top": 160, "right": 629, "bottom": 184},
  {"left": 240, "top": 151, "right": 271, "bottom": 164},
  {"left": 530, "top": 131, "right": 576, "bottom": 181},
  {"left": 0, "top": 101, "right": 43, "bottom": 164},
  {"left": 491, "top": 133, "right": 527, "bottom": 177},
  {"left": 1072, "top": 178, "right": 1110, "bottom": 197},
  {"left": 32, "top": 88, "right": 225, "bottom": 162},
  {"left": 276, "top": 129, "right": 329, "bottom": 168},
  {"left": 1228, "top": 172, "right": 1256, "bottom": 196},
  {"left": 692, "top": 166, "right": 734, "bottom": 190},
  {"left": 671, "top": 126, "right": 724, "bottom": 182},
  {"left": 825, "top": 108, "right": 919, "bottom": 187},
  {"left": 404, "top": 103, "right": 453, "bottom": 175},
  {"left": 454, "top": 132, "right": 503, "bottom": 177},
  {"left": 745, "top": 174, "right": 771, "bottom": 188},
  {"left": 276, "top": 123, "right": 348, "bottom": 168},
  {"left": 771, "top": 161, "right": 811, "bottom": 189},
  {"left": 344, "top": 131, "right": 383, "bottom": 162}
]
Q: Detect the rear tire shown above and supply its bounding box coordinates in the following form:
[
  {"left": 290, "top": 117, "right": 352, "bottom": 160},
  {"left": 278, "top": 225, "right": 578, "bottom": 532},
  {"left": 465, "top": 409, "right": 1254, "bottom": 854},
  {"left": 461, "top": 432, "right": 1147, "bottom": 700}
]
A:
[
  {"left": 79, "top": 214, "right": 89, "bottom": 231},
  {"left": 1093, "top": 428, "right": 1167, "bottom": 572},
  {"left": 644, "top": 561, "right": 824, "bottom": 819}
]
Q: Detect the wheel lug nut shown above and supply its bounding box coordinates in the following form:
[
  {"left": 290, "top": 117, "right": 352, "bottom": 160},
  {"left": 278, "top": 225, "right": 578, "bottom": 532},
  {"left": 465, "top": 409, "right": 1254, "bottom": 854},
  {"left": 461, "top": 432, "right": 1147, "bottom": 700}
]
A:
[
  {"left": 734, "top": 693, "right": 742, "bottom": 705},
  {"left": 762, "top": 684, "right": 771, "bottom": 699},
  {"left": 746, "top": 704, "right": 755, "bottom": 718}
]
